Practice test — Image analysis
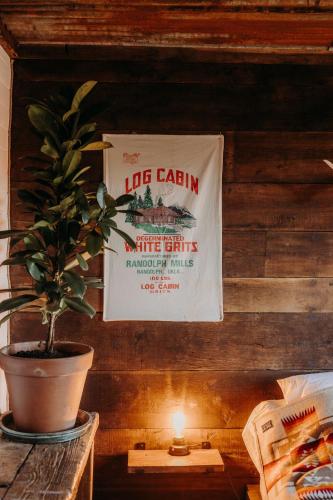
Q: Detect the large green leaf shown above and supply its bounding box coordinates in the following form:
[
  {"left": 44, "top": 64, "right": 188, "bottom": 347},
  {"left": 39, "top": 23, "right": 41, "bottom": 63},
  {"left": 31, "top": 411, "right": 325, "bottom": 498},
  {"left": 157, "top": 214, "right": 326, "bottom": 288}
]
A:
[
  {"left": 115, "top": 194, "right": 134, "bottom": 207},
  {"left": 24, "top": 234, "right": 42, "bottom": 251},
  {"left": 40, "top": 135, "right": 59, "bottom": 160},
  {"left": 0, "top": 294, "right": 39, "bottom": 314},
  {"left": 80, "top": 141, "right": 111, "bottom": 151},
  {"left": 30, "top": 220, "right": 53, "bottom": 230},
  {"left": 63, "top": 296, "right": 96, "bottom": 318},
  {"left": 86, "top": 232, "right": 103, "bottom": 257},
  {"left": 72, "top": 81, "right": 97, "bottom": 110},
  {"left": 75, "top": 122, "right": 97, "bottom": 139},
  {"left": 111, "top": 226, "right": 136, "bottom": 249},
  {"left": 0, "top": 230, "right": 27, "bottom": 239},
  {"left": 99, "top": 222, "right": 110, "bottom": 240},
  {"left": 0, "top": 311, "right": 17, "bottom": 327},
  {"left": 63, "top": 270, "right": 86, "bottom": 298},
  {"left": 27, "top": 104, "right": 59, "bottom": 137},
  {"left": 76, "top": 252, "right": 89, "bottom": 271},
  {"left": 96, "top": 182, "right": 107, "bottom": 209},
  {"left": 63, "top": 108, "right": 78, "bottom": 123},
  {"left": 76, "top": 190, "right": 89, "bottom": 223},
  {"left": 63, "top": 150, "right": 82, "bottom": 179},
  {"left": 2, "top": 256, "right": 27, "bottom": 266},
  {"left": 26, "top": 260, "right": 44, "bottom": 281},
  {"left": 71, "top": 166, "right": 91, "bottom": 183}
]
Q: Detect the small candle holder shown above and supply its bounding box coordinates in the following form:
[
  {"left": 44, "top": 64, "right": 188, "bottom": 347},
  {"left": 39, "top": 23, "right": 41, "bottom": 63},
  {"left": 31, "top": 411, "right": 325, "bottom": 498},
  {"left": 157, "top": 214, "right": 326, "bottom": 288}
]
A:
[{"left": 168, "top": 436, "right": 190, "bottom": 456}]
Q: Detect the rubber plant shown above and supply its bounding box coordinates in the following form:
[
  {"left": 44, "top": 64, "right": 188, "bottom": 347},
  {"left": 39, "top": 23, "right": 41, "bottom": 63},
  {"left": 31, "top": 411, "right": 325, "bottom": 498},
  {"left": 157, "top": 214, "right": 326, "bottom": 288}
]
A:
[{"left": 0, "top": 81, "right": 136, "bottom": 355}]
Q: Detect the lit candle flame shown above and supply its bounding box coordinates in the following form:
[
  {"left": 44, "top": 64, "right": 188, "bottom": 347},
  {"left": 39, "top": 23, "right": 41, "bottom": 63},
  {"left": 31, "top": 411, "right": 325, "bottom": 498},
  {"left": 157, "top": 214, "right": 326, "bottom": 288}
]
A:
[{"left": 172, "top": 410, "right": 185, "bottom": 439}]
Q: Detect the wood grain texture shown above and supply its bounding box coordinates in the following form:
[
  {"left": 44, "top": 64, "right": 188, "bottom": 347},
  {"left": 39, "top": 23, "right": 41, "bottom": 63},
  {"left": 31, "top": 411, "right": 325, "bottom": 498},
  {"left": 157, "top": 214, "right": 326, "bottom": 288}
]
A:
[
  {"left": 265, "top": 232, "right": 333, "bottom": 277},
  {"left": 3, "top": 413, "right": 98, "bottom": 500},
  {"left": 15, "top": 44, "right": 333, "bottom": 65},
  {"left": 232, "top": 132, "right": 333, "bottom": 183},
  {"left": 10, "top": 312, "right": 333, "bottom": 371},
  {"left": 3, "top": 2, "right": 333, "bottom": 60},
  {"left": 10, "top": 58, "right": 333, "bottom": 499},
  {"left": 0, "top": 435, "right": 32, "bottom": 487},
  {"left": 94, "top": 428, "right": 256, "bottom": 469},
  {"left": 75, "top": 444, "right": 94, "bottom": 500},
  {"left": 80, "top": 370, "right": 290, "bottom": 429},
  {"left": 10, "top": 183, "right": 333, "bottom": 231},
  {"left": 94, "top": 430, "right": 256, "bottom": 499},
  {"left": 94, "top": 453, "right": 254, "bottom": 500},
  {"left": 224, "top": 278, "right": 333, "bottom": 312},
  {"left": 11, "top": 75, "right": 333, "bottom": 132},
  {"left": 127, "top": 449, "right": 224, "bottom": 474},
  {"left": 12, "top": 60, "right": 333, "bottom": 87},
  {"left": 8, "top": 230, "right": 263, "bottom": 282},
  {"left": 9, "top": 130, "right": 333, "bottom": 185},
  {"left": 9, "top": 277, "right": 333, "bottom": 313},
  {"left": 223, "top": 184, "right": 333, "bottom": 231}
]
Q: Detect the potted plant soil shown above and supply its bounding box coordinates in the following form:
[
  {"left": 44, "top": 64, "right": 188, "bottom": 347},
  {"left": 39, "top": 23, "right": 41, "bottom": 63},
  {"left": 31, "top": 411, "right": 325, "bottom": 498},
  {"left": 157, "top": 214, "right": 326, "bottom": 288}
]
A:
[{"left": 0, "top": 81, "right": 136, "bottom": 433}]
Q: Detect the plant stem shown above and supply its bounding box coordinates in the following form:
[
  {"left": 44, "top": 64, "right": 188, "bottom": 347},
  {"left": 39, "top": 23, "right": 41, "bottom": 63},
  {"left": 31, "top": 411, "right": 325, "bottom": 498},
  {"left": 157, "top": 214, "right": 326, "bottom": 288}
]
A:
[{"left": 46, "top": 313, "right": 56, "bottom": 353}]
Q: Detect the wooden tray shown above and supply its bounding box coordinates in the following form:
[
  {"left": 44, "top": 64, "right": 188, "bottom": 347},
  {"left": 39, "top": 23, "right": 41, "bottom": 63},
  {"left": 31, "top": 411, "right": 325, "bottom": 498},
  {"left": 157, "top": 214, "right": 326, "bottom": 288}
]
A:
[{"left": 0, "top": 409, "right": 92, "bottom": 444}]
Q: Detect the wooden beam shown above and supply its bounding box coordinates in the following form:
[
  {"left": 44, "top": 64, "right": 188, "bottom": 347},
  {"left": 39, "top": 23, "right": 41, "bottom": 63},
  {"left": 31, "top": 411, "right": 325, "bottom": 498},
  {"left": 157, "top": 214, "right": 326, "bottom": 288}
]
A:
[
  {"left": 15, "top": 44, "right": 333, "bottom": 64},
  {"left": 3, "top": 4, "right": 333, "bottom": 59},
  {"left": 0, "top": 17, "right": 17, "bottom": 58}
]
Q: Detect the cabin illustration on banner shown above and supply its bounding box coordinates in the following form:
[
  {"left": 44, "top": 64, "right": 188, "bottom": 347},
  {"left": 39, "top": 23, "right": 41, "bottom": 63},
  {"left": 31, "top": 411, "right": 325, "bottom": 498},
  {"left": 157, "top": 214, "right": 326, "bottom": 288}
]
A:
[
  {"left": 126, "top": 185, "right": 196, "bottom": 234},
  {"left": 134, "top": 206, "right": 179, "bottom": 225}
]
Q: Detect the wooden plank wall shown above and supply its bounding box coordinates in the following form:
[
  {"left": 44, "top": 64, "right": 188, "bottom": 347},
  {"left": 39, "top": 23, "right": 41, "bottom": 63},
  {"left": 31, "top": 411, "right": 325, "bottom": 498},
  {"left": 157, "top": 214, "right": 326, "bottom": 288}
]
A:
[{"left": 9, "top": 59, "right": 333, "bottom": 499}]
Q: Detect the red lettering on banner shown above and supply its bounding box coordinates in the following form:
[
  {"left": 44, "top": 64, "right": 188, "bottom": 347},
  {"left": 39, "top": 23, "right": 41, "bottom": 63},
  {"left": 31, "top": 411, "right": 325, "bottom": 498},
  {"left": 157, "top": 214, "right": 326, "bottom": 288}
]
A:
[{"left": 125, "top": 168, "right": 199, "bottom": 194}]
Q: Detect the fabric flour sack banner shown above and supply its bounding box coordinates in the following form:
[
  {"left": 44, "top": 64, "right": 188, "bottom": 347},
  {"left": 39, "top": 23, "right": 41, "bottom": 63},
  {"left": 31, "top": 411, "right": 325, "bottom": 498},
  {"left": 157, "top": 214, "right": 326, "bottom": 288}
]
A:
[{"left": 103, "top": 134, "right": 223, "bottom": 321}]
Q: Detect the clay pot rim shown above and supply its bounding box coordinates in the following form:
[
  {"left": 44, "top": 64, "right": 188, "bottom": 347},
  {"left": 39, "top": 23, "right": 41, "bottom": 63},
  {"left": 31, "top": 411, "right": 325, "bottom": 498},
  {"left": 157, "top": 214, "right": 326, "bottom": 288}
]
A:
[
  {"left": 0, "top": 341, "right": 93, "bottom": 362},
  {"left": 0, "top": 341, "right": 94, "bottom": 376}
]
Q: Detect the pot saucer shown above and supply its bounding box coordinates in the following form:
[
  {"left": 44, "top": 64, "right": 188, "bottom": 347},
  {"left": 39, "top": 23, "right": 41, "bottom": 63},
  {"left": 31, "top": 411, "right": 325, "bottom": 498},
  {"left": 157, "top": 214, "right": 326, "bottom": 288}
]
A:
[{"left": 0, "top": 409, "right": 92, "bottom": 443}]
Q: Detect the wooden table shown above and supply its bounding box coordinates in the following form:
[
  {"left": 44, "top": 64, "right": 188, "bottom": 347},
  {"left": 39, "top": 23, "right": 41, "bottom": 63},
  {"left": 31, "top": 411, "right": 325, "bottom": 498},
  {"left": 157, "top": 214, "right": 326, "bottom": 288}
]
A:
[{"left": 0, "top": 412, "right": 98, "bottom": 500}]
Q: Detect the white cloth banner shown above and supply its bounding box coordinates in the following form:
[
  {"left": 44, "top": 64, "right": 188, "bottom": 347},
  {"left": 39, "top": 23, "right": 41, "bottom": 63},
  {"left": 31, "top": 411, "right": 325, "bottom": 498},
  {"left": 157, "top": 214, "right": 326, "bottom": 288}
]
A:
[{"left": 103, "top": 134, "right": 223, "bottom": 321}]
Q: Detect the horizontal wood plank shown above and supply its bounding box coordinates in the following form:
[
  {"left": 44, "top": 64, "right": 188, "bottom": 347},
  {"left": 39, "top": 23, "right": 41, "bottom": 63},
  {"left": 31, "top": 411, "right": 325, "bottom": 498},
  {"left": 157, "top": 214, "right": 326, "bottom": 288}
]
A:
[
  {"left": 5, "top": 5, "right": 333, "bottom": 61},
  {"left": 8, "top": 230, "right": 265, "bottom": 282},
  {"left": 11, "top": 229, "right": 333, "bottom": 280},
  {"left": 265, "top": 232, "right": 333, "bottom": 277},
  {"left": 232, "top": 132, "right": 333, "bottom": 183},
  {"left": 11, "top": 78, "right": 333, "bottom": 132},
  {"left": 224, "top": 278, "right": 333, "bottom": 312},
  {"left": 10, "top": 312, "right": 333, "bottom": 371},
  {"left": 16, "top": 44, "right": 333, "bottom": 65},
  {"left": 10, "top": 130, "right": 333, "bottom": 184},
  {"left": 223, "top": 184, "right": 333, "bottom": 231},
  {"left": 9, "top": 278, "right": 333, "bottom": 313},
  {"left": 12, "top": 60, "right": 333, "bottom": 87},
  {"left": 11, "top": 183, "right": 333, "bottom": 231},
  {"left": 80, "top": 370, "right": 291, "bottom": 429}
]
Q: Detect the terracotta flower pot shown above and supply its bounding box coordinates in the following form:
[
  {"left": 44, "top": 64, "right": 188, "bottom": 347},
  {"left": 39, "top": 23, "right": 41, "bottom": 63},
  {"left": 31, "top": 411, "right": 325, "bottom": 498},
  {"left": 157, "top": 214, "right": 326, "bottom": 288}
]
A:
[{"left": 0, "top": 340, "right": 93, "bottom": 433}]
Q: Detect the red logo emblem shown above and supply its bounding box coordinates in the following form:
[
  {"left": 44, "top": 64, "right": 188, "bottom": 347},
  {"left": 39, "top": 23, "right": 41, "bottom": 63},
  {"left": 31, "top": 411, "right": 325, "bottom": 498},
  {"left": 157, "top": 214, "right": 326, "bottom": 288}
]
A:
[{"left": 123, "top": 152, "right": 140, "bottom": 165}]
